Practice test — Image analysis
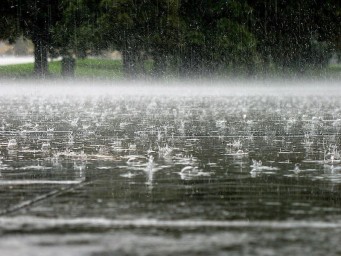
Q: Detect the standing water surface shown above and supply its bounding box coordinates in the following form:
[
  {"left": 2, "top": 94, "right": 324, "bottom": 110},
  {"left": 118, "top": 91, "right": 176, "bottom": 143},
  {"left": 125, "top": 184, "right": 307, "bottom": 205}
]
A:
[{"left": 0, "top": 81, "right": 341, "bottom": 255}]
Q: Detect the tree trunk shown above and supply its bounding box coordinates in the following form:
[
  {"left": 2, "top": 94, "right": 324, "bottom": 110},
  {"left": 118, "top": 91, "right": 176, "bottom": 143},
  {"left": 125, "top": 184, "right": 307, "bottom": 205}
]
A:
[
  {"left": 122, "top": 49, "right": 137, "bottom": 79},
  {"left": 61, "top": 56, "right": 76, "bottom": 77},
  {"left": 152, "top": 53, "right": 167, "bottom": 78},
  {"left": 179, "top": 53, "right": 190, "bottom": 78},
  {"left": 179, "top": 47, "right": 202, "bottom": 78},
  {"left": 33, "top": 38, "right": 49, "bottom": 78}
]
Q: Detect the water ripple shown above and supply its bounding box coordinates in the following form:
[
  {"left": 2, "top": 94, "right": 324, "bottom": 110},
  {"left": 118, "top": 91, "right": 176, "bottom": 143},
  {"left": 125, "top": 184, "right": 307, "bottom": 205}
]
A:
[{"left": 1, "top": 216, "right": 341, "bottom": 231}]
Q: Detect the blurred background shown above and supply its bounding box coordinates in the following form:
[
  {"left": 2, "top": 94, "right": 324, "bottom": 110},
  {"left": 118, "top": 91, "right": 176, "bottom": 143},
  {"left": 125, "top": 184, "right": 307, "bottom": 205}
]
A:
[{"left": 0, "top": 0, "right": 340, "bottom": 79}]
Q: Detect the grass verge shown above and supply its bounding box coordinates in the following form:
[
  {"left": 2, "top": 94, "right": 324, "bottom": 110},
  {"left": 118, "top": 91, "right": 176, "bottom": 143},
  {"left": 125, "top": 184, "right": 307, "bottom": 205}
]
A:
[
  {"left": 0, "top": 58, "right": 123, "bottom": 79},
  {"left": 0, "top": 57, "right": 340, "bottom": 80}
]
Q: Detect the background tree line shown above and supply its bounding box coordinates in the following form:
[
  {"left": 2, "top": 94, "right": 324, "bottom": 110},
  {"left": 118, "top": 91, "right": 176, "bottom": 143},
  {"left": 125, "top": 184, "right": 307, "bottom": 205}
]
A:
[{"left": 1, "top": 0, "right": 340, "bottom": 78}]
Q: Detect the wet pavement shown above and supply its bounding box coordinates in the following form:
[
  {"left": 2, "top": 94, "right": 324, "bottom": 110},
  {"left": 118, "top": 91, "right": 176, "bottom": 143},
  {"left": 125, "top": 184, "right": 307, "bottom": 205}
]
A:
[{"left": 0, "top": 81, "right": 341, "bottom": 255}]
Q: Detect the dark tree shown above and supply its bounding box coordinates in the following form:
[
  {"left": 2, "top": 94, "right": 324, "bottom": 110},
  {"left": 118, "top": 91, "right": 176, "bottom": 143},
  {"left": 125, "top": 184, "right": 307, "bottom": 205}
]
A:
[
  {"left": 178, "top": 0, "right": 257, "bottom": 77},
  {"left": 247, "top": 0, "right": 341, "bottom": 73},
  {"left": 51, "top": 0, "right": 101, "bottom": 77},
  {"left": 1, "top": 0, "right": 62, "bottom": 77},
  {"left": 20, "top": 0, "right": 61, "bottom": 77},
  {"left": 147, "top": 0, "right": 182, "bottom": 77},
  {"left": 99, "top": 0, "right": 257, "bottom": 78},
  {"left": 99, "top": 0, "right": 151, "bottom": 78},
  {"left": 0, "top": 1, "right": 20, "bottom": 42}
]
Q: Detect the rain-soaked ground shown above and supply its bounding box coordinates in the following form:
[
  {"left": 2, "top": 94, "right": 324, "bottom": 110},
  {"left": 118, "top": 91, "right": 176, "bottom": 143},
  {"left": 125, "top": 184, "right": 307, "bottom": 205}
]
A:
[{"left": 1, "top": 80, "right": 341, "bottom": 255}]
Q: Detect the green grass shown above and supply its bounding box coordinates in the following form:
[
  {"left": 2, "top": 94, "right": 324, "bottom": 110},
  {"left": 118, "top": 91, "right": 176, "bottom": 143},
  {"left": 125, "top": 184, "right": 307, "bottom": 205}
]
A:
[
  {"left": 0, "top": 62, "right": 35, "bottom": 78},
  {"left": 0, "top": 58, "right": 124, "bottom": 79},
  {"left": 75, "top": 58, "right": 123, "bottom": 78},
  {"left": 0, "top": 57, "right": 340, "bottom": 79},
  {"left": 327, "top": 64, "right": 341, "bottom": 75}
]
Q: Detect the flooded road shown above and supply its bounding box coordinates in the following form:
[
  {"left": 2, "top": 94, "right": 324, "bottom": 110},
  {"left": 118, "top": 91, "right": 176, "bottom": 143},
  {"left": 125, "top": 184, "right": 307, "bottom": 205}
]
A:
[{"left": 0, "top": 80, "right": 341, "bottom": 255}]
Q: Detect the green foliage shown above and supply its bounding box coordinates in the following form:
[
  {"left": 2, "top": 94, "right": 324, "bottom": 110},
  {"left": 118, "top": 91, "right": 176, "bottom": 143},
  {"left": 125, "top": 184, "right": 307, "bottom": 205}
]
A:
[
  {"left": 177, "top": 0, "right": 258, "bottom": 76},
  {"left": 0, "top": 0, "right": 64, "bottom": 76},
  {"left": 0, "top": 58, "right": 123, "bottom": 78},
  {"left": 4, "top": 0, "right": 62, "bottom": 42},
  {"left": 0, "top": 1, "right": 20, "bottom": 42},
  {"left": 247, "top": 0, "right": 340, "bottom": 73},
  {"left": 51, "top": 0, "right": 101, "bottom": 58},
  {"left": 98, "top": 0, "right": 180, "bottom": 77},
  {"left": 1, "top": 0, "right": 340, "bottom": 78}
]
